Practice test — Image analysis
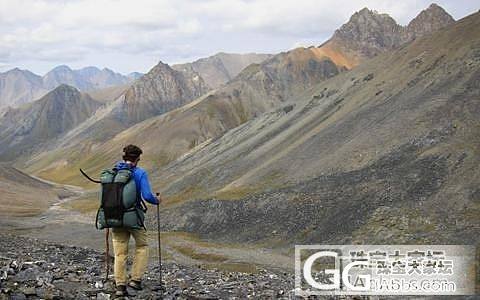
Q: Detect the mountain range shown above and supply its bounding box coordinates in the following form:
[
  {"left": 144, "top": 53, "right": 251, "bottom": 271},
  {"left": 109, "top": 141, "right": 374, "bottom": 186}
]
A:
[
  {"left": 0, "top": 65, "right": 141, "bottom": 108},
  {"left": 2, "top": 3, "right": 478, "bottom": 248},
  {"left": 19, "top": 4, "right": 456, "bottom": 186}
]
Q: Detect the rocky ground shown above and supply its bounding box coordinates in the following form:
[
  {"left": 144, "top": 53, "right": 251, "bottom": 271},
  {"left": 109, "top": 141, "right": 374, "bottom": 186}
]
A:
[{"left": 0, "top": 234, "right": 294, "bottom": 300}]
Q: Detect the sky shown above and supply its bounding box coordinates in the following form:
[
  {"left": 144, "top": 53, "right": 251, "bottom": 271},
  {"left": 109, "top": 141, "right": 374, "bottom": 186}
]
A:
[{"left": 0, "top": 0, "right": 477, "bottom": 75}]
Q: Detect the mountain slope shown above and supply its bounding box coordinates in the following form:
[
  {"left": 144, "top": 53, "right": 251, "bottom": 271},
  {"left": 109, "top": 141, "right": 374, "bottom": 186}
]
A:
[
  {"left": 0, "top": 85, "right": 101, "bottom": 159},
  {"left": 24, "top": 4, "right": 457, "bottom": 187},
  {"left": 0, "top": 165, "right": 61, "bottom": 216},
  {"left": 172, "top": 52, "right": 273, "bottom": 89},
  {"left": 154, "top": 10, "right": 480, "bottom": 245}
]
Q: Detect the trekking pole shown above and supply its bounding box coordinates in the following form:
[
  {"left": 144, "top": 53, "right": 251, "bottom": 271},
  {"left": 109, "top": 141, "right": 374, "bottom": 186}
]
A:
[
  {"left": 105, "top": 228, "right": 110, "bottom": 282},
  {"left": 156, "top": 193, "right": 163, "bottom": 291}
]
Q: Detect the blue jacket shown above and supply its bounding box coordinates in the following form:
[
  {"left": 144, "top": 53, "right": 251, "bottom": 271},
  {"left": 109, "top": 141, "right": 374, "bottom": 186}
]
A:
[{"left": 115, "top": 161, "right": 158, "bottom": 205}]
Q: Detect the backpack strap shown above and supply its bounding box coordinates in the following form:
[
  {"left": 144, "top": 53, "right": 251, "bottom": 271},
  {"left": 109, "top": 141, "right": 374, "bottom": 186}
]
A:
[{"left": 80, "top": 168, "right": 101, "bottom": 183}]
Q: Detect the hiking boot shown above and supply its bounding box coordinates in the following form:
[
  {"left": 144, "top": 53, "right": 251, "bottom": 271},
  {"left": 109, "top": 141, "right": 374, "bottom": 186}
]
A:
[
  {"left": 128, "top": 280, "right": 142, "bottom": 290},
  {"left": 115, "top": 285, "right": 128, "bottom": 297}
]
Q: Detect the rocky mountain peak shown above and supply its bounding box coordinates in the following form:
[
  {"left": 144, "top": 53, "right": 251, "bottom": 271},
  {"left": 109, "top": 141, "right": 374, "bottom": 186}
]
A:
[
  {"left": 7, "top": 67, "right": 22, "bottom": 73},
  {"left": 341, "top": 7, "right": 399, "bottom": 31},
  {"left": 49, "top": 65, "right": 73, "bottom": 73},
  {"left": 77, "top": 66, "right": 101, "bottom": 77},
  {"left": 148, "top": 60, "right": 175, "bottom": 75},
  {"left": 331, "top": 7, "right": 402, "bottom": 57},
  {"left": 119, "top": 60, "right": 209, "bottom": 124},
  {"left": 406, "top": 3, "right": 455, "bottom": 38},
  {"left": 47, "top": 84, "right": 80, "bottom": 99},
  {"left": 328, "top": 4, "right": 455, "bottom": 61},
  {"left": 5, "top": 67, "right": 36, "bottom": 77}
]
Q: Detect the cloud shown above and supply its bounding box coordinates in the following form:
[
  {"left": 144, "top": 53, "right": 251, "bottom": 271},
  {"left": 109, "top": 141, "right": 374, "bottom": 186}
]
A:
[{"left": 0, "top": 0, "right": 475, "bottom": 74}]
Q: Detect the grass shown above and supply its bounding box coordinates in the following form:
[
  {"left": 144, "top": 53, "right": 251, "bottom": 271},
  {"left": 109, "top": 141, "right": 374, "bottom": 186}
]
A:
[
  {"left": 214, "top": 170, "right": 284, "bottom": 200},
  {"left": 61, "top": 194, "right": 98, "bottom": 214},
  {"left": 150, "top": 231, "right": 270, "bottom": 274},
  {"left": 171, "top": 244, "right": 228, "bottom": 262},
  {"left": 350, "top": 206, "right": 439, "bottom": 243},
  {"left": 0, "top": 205, "right": 45, "bottom": 217},
  {"left": 462, "top": 202, "right": 480, "bottom": 224},
  {"left": 31, "top": 146, "right": 116, "bottom": 188},
  {"left": 146, "top": 151, "right": 173, "bottom": 169},
  {"left": 162, "top": 169, "right": 284, "bottom": 204},
  {"left": 159, "top": 231, "right": 231, "bottom": 249},
  {"left": 214, "top": 185, "right": 263, "bottom": 200},
  {"left": 162, "top": 184, "right": 207, "bottom": 207}
]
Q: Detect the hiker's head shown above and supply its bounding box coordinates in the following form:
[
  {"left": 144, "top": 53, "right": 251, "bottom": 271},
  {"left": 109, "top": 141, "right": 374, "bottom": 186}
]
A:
[{"left": 123, "top": 144, "right": 143, "bottom": 165}]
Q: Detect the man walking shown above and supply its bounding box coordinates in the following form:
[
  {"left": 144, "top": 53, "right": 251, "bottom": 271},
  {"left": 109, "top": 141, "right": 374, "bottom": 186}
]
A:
[{"left": 111, "top": 144, "right": 160, "bottom": 297}]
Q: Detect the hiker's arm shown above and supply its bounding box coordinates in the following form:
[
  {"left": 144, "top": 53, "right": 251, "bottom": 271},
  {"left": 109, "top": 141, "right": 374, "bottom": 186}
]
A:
[{"left": 139, "top": 172, "right": 159, "bottom": 205}]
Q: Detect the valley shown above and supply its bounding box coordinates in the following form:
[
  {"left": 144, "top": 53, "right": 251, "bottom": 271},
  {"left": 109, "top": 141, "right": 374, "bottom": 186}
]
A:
[
  {"left": 0, "top": 167, "right": 292, "bottom": 274},
  {"left": 0, "top": 3, "right": 478, "bottom": 298}
]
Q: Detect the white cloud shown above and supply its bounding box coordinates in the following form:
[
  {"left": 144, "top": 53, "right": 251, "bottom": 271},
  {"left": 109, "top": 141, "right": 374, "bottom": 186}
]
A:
[{"left": 0, "top": 0, "right": 475, "bottom": 74}]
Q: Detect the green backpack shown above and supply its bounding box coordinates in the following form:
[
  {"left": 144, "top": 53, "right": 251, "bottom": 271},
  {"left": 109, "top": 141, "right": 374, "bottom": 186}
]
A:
[{"left": 95, "top": 167, "right": 147, "bottom": 230}]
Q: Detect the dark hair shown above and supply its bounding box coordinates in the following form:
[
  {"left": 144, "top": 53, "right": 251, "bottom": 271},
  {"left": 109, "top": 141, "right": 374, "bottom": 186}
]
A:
[{"left": 123, "top": 144, "right": 143, "bottom": 162}]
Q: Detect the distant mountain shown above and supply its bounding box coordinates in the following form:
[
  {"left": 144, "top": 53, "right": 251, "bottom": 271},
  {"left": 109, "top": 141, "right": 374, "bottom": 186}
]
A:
[
  {"left": 0, "top": 85, "right": 101, "bottom": 159},
  {"left": 172, "top": 52, "right": 273, "bottom": 89},
  {"left": 86, "top": 84, "right": 130, "bottom": 103},
  {"left": 127, "top": 72, "right": 144, "bottom": 80},
  {"left": 0, "top": 66, "right": 137, "bottom": 108},
  {"left": 25, "top": 46, "right": 345, "bottom": 186},
  {"left": 0, "top": 68, "right": 47, "bottom": 108},
  {"left": 33, "top": 60, "right": 210, "bottom": 151},
  {"left": 42, "top": 65, "right": 132, "bottom": 91}
]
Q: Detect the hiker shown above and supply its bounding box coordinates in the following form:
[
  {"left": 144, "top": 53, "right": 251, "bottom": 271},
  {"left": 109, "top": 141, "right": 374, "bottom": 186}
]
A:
[{"left": 110, "top": 145, "right": 160, "bottom": 297}]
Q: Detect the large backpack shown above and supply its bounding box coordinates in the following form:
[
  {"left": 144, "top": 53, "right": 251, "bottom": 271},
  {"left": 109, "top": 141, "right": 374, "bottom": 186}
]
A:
[{"left": 95, "top": 167, "right": 147, "bottom": 230}]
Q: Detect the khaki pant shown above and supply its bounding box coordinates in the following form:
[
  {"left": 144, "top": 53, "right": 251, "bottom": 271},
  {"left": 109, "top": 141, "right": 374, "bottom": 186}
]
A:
[{"left": 112, "top": 228, "right": 149, "bottom": 286}]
